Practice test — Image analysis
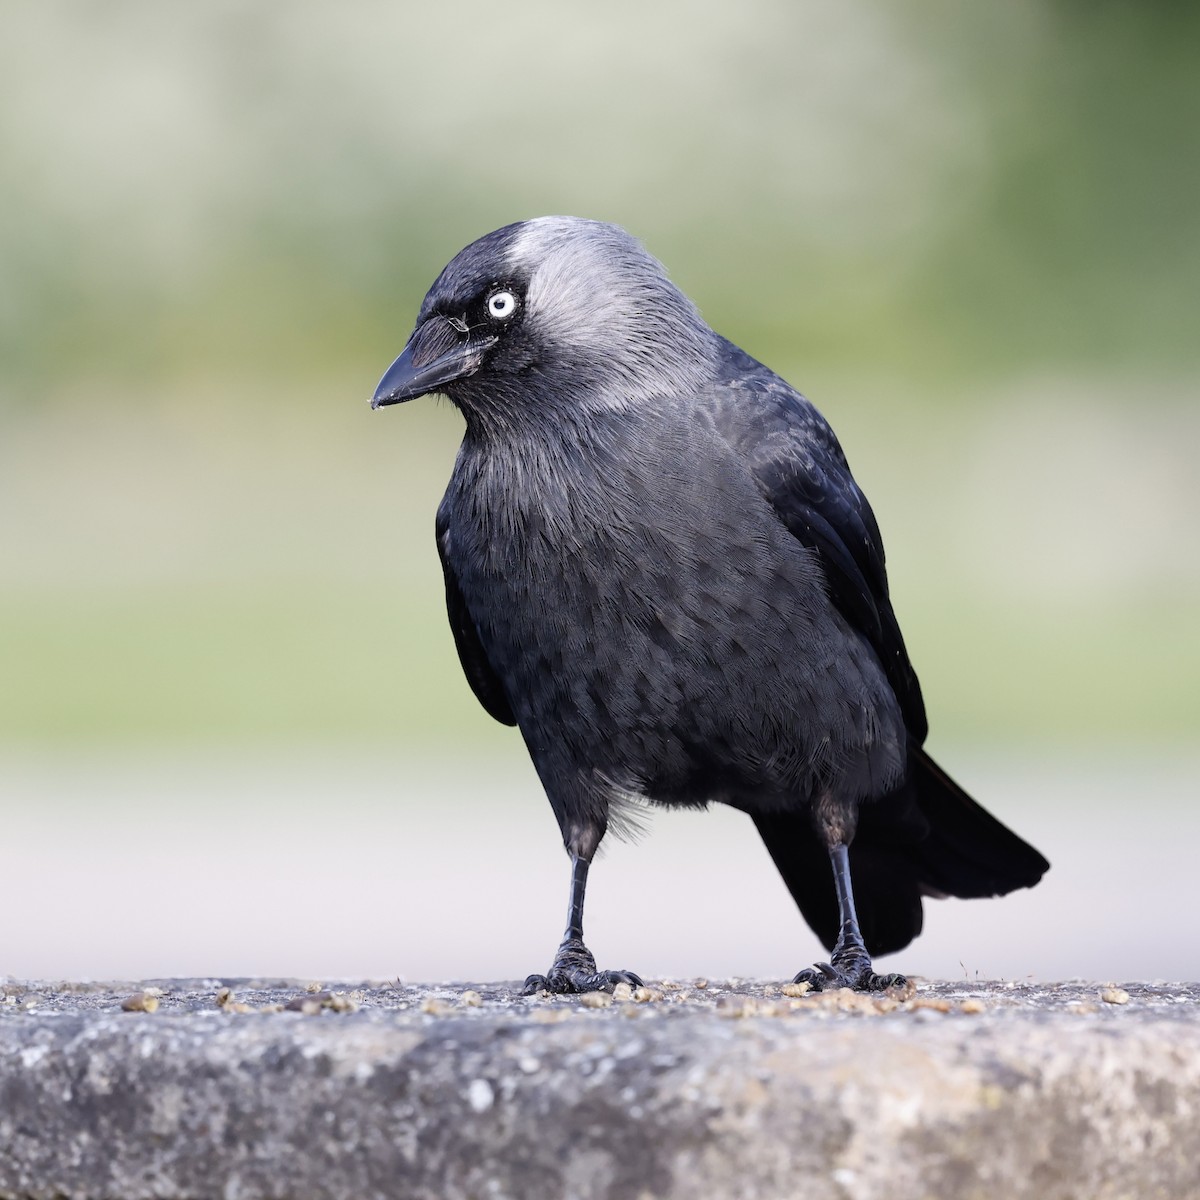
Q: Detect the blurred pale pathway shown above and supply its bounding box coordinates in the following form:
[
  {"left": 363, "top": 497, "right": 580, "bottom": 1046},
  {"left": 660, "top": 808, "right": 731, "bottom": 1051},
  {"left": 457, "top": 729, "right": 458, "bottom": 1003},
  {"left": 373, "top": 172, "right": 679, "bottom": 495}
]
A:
[{"left": 1, "top": 750, "right": 1195, "bottom": 983}]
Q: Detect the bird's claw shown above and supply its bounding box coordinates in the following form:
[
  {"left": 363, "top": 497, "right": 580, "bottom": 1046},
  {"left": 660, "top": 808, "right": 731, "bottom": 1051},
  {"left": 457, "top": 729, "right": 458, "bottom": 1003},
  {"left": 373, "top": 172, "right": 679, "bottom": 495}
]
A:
[
  {"left": 521, "top": 938, "right": 643, "bottom": 995},
  {"left": 521, "top": 968, "right": 643, "bottom": 996},
  {"left": 793, "top": 951, "right": 906, "bottom": 993}
]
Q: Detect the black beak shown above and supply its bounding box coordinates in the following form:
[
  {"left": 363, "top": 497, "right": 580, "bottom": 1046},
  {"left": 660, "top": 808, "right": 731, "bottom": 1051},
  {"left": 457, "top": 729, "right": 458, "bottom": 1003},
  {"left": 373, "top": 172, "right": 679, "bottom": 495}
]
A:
[{"left": 371, "top": 316, "right": 497, "bottom": 409}]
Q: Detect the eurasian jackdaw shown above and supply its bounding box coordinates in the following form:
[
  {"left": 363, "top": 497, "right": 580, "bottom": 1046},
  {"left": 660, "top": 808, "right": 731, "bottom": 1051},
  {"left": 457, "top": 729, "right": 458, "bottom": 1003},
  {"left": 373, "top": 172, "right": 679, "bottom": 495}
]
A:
[{"left": 372, "top": 217, "right": 1048, "bottom": 993}]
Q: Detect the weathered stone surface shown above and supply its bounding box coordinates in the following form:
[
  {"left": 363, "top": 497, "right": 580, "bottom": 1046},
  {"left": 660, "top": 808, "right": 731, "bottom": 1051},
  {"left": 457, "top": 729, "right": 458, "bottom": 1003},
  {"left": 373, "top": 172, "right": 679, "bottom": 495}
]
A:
[{"left": 1, "top": 978, "right": 1198, "bottom": 1199}]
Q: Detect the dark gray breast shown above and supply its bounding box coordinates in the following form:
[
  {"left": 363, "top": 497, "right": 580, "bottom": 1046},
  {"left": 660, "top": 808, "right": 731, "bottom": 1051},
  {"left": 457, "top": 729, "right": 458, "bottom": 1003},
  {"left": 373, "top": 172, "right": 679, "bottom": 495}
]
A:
[{"left": 441, "top": 401, "right": 905, "bottom": 811}]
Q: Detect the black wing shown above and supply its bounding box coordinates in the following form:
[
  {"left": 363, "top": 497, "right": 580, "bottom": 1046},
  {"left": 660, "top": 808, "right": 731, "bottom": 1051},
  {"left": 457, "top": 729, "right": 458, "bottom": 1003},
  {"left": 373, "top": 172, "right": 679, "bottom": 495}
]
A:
[
  {"left": 710, "top": 342, "right": 928, "bottom": 742},
  {"left": 435, "top": 505, "right": 516, "bottom": 727}
]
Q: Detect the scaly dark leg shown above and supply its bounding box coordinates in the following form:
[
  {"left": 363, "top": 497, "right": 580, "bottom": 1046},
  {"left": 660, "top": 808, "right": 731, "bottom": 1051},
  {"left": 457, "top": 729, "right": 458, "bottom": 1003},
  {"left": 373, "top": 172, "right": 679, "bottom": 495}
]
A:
[
  {"left": 521, "top": 855, "right": 643, "bottom": 995},
  {"left": 793, "top": 844, "right": 906, "bottom": 993}
]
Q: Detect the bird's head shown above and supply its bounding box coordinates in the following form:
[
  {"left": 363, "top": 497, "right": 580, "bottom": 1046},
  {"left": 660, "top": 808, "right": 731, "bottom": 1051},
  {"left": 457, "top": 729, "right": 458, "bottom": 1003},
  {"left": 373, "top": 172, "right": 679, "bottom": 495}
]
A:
[{"left": 371, "top": 217, "right": 716, "bottom": 430}]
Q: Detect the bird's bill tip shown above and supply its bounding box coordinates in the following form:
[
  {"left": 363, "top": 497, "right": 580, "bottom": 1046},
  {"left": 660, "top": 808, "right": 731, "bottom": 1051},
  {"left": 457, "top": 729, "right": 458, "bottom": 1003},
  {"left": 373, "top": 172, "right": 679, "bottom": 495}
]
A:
[{"left": 371, "top": 342, "right": 425, "bottom": 409}]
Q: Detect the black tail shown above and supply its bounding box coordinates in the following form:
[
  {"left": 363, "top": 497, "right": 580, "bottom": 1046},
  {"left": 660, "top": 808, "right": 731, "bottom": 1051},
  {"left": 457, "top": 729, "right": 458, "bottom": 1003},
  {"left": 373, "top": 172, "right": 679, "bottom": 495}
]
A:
[{"left": 753, "top": 747, "right": 1050, "bottom": 956}]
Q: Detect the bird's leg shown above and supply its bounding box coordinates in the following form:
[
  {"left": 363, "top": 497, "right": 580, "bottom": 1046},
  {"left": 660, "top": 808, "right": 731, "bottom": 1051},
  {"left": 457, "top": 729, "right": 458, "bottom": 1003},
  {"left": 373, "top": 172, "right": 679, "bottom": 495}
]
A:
[
  {"left": 521, "top": 854, "right": 643, "bottom": 996},
  {"left": 793, "top": 797, "right": 906, "bottom": 993}
]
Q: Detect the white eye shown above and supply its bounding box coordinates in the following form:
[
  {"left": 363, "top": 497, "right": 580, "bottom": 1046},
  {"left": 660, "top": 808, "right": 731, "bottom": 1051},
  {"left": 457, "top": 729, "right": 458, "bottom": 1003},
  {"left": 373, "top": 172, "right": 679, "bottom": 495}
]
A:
[{"left": 487, "top": 290, "right": 517, "bottom": 320}]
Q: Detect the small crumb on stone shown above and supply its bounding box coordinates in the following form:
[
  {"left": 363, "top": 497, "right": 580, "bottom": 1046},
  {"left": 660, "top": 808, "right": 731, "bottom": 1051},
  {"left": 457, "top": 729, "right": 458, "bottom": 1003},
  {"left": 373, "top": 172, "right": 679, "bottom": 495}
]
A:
[
  {"left": 815, "top": 989, "right": 885, "bottom": 1016},
  {"left": 960, "top": 999, "right": 986, "bottom": 1014},
  {"left": 517, "top": 1056, "right": 540, "bottom": 1074},
  {"left": 579, "top": 991, "right": 613, "bottom": 1009},
  {"left": 1101, "top": 988, "right": 1130, "bottom": 1005},
  {"left": 419, "top": 996, "right": 452, "bottom": 1016},
  {"left": 215, "top": 987, "right": 233, "bottom": 1009},
  {"left": 781, "top": 982, "right": 811, "bottom": 998},
  {"left": 694, "top": 978, "right": 709, "bottom": 989},
  {"left": 305, "top": 981, "right": 323, "bottom": 994},
  {"left": 459, "top": 990, "right": 483, "bottom": 1008},
  {"left": 633, "top": 987, "right": 664, "bottom": 1003},
  {"left": 908, "top": 997, "right": 953, "bottom": 1014},
  {"left": 611, "top": 982, "right": 634, "bottom": 1003},
  {"left": 120, "top": 992, "right": 159, "bottom": 1014},
  {"left": 466, "top": 1079, "right": 494, "bottom": 1113}
]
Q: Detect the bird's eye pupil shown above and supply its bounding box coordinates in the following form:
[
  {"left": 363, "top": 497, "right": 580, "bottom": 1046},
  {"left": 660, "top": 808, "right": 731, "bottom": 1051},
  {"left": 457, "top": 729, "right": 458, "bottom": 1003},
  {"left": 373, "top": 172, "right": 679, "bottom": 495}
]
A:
[{"left": 488, "top": 290, "right": 517, "bottom": 320}]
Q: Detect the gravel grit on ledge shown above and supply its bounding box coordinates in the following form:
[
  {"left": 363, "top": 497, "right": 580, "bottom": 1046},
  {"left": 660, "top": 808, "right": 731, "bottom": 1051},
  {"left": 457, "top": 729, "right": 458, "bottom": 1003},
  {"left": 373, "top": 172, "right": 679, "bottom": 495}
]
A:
[{"left": 1, "top": 978, "right": 1198, "bottom": 1200}]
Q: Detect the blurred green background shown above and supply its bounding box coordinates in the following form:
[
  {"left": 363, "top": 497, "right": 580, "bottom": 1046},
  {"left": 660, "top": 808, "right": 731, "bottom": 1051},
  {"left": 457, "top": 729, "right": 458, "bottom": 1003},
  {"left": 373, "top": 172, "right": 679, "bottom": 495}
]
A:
[{"left": 1, "top": 2, "right": 1197, "bottom": 979}]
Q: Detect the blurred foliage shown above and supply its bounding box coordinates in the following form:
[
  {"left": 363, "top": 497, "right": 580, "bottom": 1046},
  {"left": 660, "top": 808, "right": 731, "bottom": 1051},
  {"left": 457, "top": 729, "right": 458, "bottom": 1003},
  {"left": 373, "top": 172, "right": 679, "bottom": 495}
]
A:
[{"left": 0, "top": 1, "right": 1196, "bottom": 750}]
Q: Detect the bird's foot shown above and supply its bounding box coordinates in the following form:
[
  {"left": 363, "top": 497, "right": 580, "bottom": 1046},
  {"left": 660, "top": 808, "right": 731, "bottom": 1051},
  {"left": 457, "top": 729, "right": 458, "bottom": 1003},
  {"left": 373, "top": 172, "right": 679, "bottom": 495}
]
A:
[
  {"left": 792, "top": 947, "right": 906, "bottom": 994},
  {"left": 521, "top": 938, "right": 643, "bottom": 996}
]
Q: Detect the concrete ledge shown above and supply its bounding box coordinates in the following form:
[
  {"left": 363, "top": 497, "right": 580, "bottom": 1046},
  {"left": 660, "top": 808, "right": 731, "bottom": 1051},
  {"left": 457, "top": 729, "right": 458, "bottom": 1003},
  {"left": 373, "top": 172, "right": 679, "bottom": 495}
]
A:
[{"left": 1, "top": 979, "right": 1197, "bottom": 1199}]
